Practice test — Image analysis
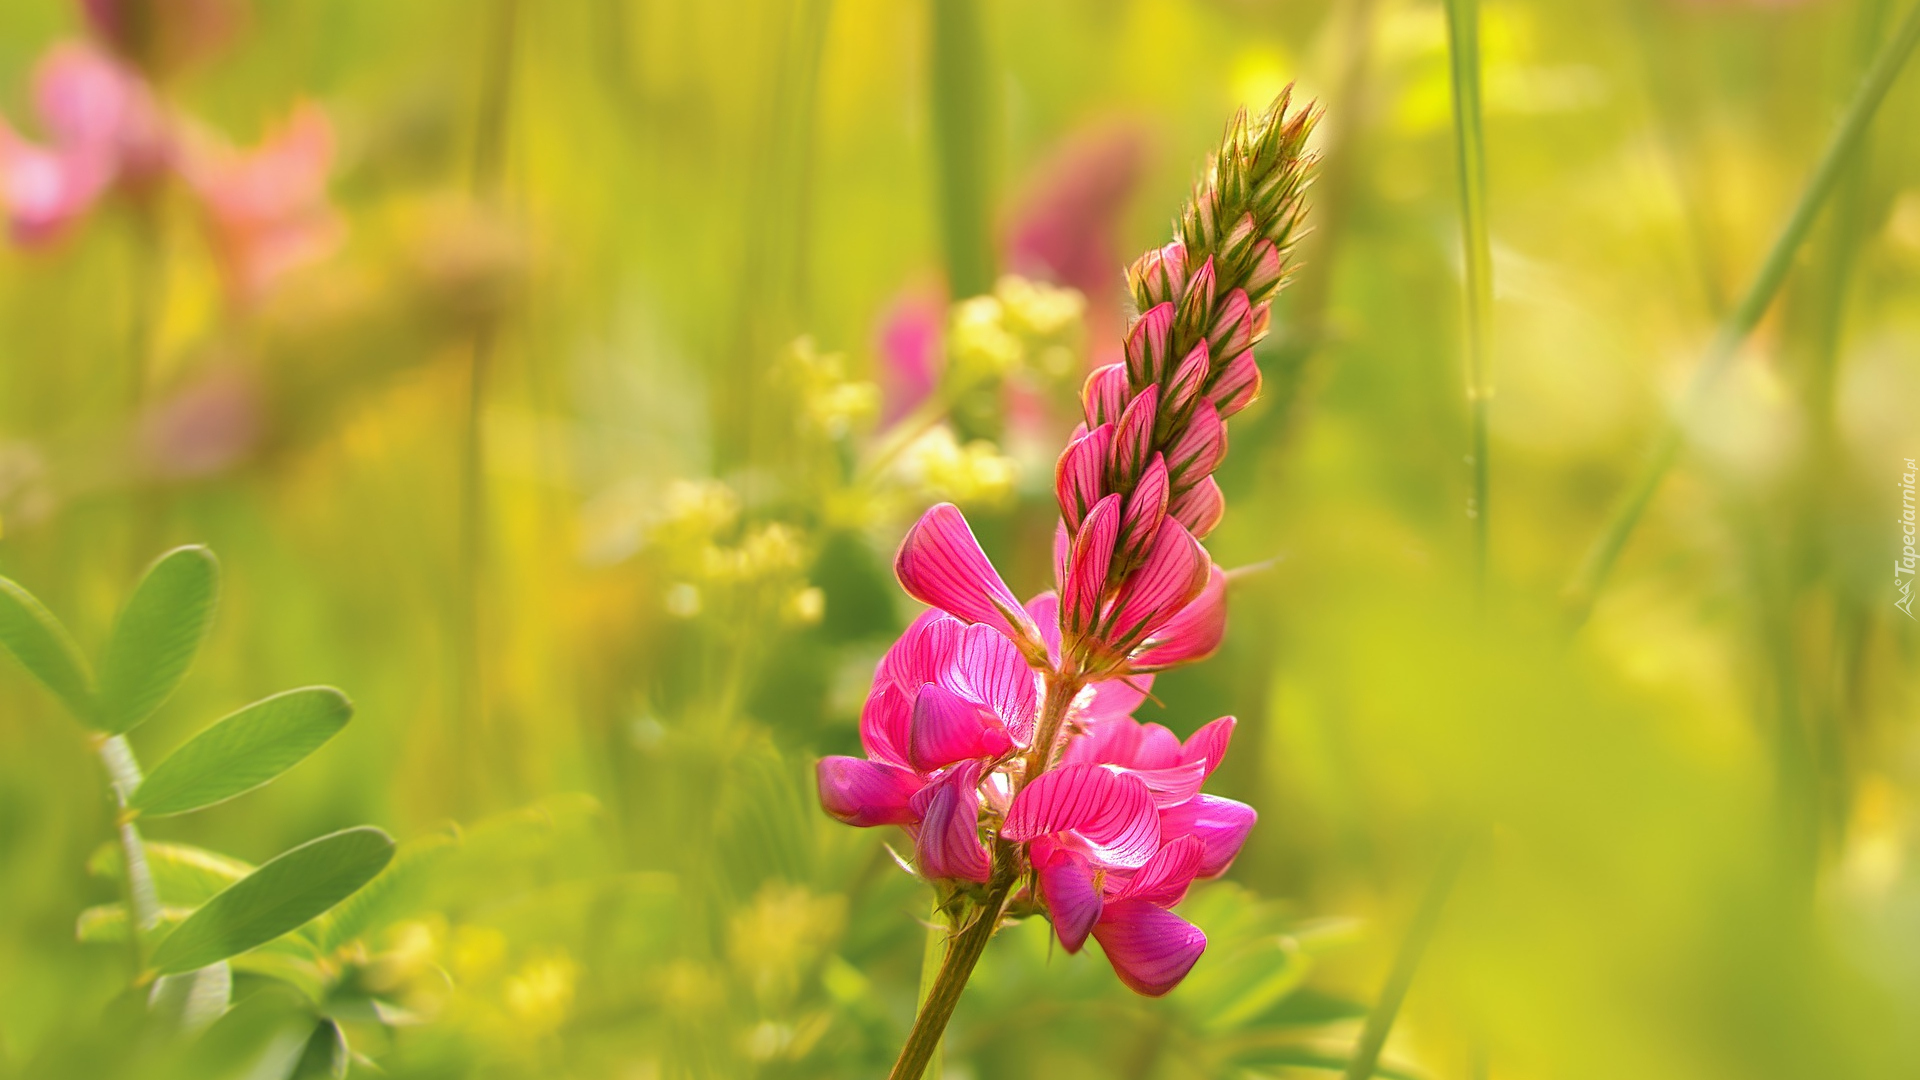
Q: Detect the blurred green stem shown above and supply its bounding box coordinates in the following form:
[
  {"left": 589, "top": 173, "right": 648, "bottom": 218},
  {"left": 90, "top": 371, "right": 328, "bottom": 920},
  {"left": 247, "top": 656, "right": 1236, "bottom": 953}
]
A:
[
  {"left": 1564, "top": 0, "right": 1920, "bottom": 626},
  {"left": 1444, "top": 0, "right": 1493, "bottom": 597},
  {"left": 97, "top": 735, "right": 159, "bottom": 972},
  {"left": 1341, "top": 829, "right": 1472, "bottom": 1080},
  {"left": 929, "top": 0, "right": 995, "bottom": 298}
]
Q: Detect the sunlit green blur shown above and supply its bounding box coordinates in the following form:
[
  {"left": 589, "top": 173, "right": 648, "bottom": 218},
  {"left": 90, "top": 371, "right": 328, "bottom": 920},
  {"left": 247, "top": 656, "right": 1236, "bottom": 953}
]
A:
[{"left": 2, "top": 0, "right": 1918, "bottom": 1078}]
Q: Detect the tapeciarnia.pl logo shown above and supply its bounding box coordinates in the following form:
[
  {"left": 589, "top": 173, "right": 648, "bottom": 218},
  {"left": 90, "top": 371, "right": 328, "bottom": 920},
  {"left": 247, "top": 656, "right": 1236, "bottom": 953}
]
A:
[{"left": 1899, "top": 457, "right": 1917, "bottom": 620}]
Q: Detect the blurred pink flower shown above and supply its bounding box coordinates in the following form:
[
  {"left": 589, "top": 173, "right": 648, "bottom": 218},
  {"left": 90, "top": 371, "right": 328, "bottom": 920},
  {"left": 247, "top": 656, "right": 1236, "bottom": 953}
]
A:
[
  {"left": 180, "top": 102, "right": 343, "bottom": 302},
  {"left": 1004, "top": 122, "right": 1148, "bottom": 355},
  {"left": 875, "top": 287, "right": 944, "bottom": 423},
  {"left": 0, "top": 42, "right": 167, "bottom": 244}
]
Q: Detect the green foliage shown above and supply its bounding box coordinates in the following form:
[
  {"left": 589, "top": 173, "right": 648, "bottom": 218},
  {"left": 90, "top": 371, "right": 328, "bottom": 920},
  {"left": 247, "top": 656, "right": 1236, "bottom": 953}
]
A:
[
  {"left": 96, "top": 547, "right": 220, "bottom": 735},
  {"left": 0, "top": 576, "right": 94, "bottom": 723},
  {"left": 131, "top": 688, "right": 353, "bottom": 817}
]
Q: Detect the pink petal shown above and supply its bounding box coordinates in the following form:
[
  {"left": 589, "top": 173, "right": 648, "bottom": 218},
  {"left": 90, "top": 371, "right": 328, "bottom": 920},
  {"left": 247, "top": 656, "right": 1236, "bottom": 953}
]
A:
[
  {"left": 1034, "top": 841, "right": 1102, "bottom": 953},
  {"left": 1178, "top": 716, "right": 1236, "bottom": 779},
  {"left": 1078, "top": 673, "right": 1154, "bottom": 725},
  {"left": 1124, "top": 302, "right": 1175, "bottom": 388},
  {"left": 910, "top": 761, "right": 992, "bottom": 882},
  {"left": 1207, "top": 351, "right": 1262, "bottom": 419},
  {"left": 1126, "top": 760, "right": 1209, "bottom": 808},
  {"left": 1003, "top": 763, "right": 1161, "bottom": 868},
  {"left": 1206, "top": 289, "right": 1255, "bottom": 359},
  {"left": 879, "top": 609, "right": 964, "bottom": 692},
  {"left": 1065, "top": 494, "right": 1121, "bottom": 633},
  {"left": 1065, "top": 716, "right": 1183, "bottom": 770},
  {"left": 1107, "top": 520, "right": 1211, "bottom": 649},
  {"left": 1166, "top": 401, "right": 1226, "bottom": 485},
  {"left": 1024, "top": 591, "right": 1062, "bottom": 663},
  {"left": 1127, "top": 241, "right": 1187, "bottom": 309},
  {"left": 909, "top": 682, "right": 1014, "bottom": 773},
  {"left": 896, "top": 503, "right": 1042, "bottom": 652},
  {"left": 950, "top": 623, "right": 1039, "bottom": 744},
  {"left": 1158, "top": 794, "right": 1256, "bottom": 878},
  {"left": 1052, "top": 520, "right": 1071, "bottom": 599},
  {"left": 0, "top": 133, "right": 102, "bottom": 244},
  {"left": 1082, "top": 363, "right": 1132, "bottom": 429},
  {"left": 1055, "top": 423, "right": 1114, "bottom": 532},
  {"left": 1168, "top": 476, "right": 1226, "bottom": 538},
  {"left": 817, "top": 756, "right": 924, "bottom": 827},
  {"left": 1131, "top": 565, "right": 1228, "bottom": 671},
  {"left": 1176, "top": 257, "right": 1217, "bottom": 336},
  {"left": 1118, "top": 455, "right": 1170, "bottom": 566},
  {"left": 859, "top": 681, "right": 914, "bottom": 768},
  {"left": 1164, "top": 342, "right": 1211, "bottom": 418},
  {"left": 1114, "top": 834, "right": 1206, "bottom": 906},
  {"left": 1243, "top": 239, "right": 1284, "bottom": 299},
  {"left": 1112, "top": 384, "right": 1159, "bottom": 484},
  {"left": 1092, "top": 900, "right": 1207, "bottom": 996}
]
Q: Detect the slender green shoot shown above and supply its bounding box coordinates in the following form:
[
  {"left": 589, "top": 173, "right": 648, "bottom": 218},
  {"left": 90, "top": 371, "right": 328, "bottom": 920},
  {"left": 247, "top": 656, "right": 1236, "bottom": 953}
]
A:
[
  {"left": 929, "top": 0, "right": 995, "bottom": 298},
  {"left": 1342, "top": 830, "right": 1473, "bottom": 1080},
  {"left": 1565, "top": 0, "right": 1920, "bottom": 626},
  {"left": 1445, "top": 0, "right": 1494, "bottom": 597}
]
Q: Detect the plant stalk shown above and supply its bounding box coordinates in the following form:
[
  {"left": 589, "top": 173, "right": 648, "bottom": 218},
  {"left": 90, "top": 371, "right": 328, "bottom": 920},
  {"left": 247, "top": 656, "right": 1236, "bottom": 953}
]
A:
[
  {"left": 914, "top": 900, "right": 953, "bottom": 1080},
  {"left": 888, "top": 848, "right": 1015, "bottom": 1080},
  {"left": 1564, "top": 0, "right": 1920, "bottom": 626},
  {"left": 97, "top": 735, "right": 160, "bottom": 971},
  {"left": 1444, "top": 0, "right": 1493, "bottom": 598},
  {"left": 1341, "top": 830, "right": 1473, "bottom": 1080}
]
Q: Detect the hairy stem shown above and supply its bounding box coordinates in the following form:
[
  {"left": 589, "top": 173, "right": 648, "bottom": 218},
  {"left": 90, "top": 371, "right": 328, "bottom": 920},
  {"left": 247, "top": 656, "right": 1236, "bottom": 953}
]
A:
[
  {"left": 1564, "top": 0, "right": 1920, "bottom": 626},
  {"left": 1444, "top": 0, "right": 1493, "bottom": 597},
  {"left": 97, "top": 735, "right": 159, "bottom": 971},
  {"left": 1341, "top": 830, "right": 1473, "bottom": 1080},
  {"left": 914, "top": 899, "right": 953, "bottom": 1080},
  {"left": 888, "top": 847, "right": 1015, "bottom": 1080}
]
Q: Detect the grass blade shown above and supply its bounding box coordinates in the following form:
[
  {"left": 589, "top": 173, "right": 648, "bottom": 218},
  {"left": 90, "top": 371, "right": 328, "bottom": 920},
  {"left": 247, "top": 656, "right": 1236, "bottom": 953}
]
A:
[{"left": 1445, "top": 0, "right": 1494, "bottom": 594}]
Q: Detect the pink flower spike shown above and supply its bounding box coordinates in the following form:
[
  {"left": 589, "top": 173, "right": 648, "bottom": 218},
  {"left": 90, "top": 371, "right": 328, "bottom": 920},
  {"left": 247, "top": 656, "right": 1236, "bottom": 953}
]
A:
[
  {"left": 1115, "top": 833, "right": 1207, "bottom": 907},
  {"left": 1168, "top": 476, "right": 1226, "bottom": 539},
  {"left": 1034, "top": 841, "right": 1102, "bottom": 953},
  {"left": 1176, "top": 256, "right": 1217, "bottom": 334},
  {"left": 1003, "top": 763, "right": 1161, "bottom": 868},
  {"left": 895, "top": 503, "right": 1043, "bottom": 654},
  {"left": 1159, "top": 794, "right": 1256, "bottom": 878},
  {"left": 1178, "top": 716, "right": 1236, "bottom": 779},
  {"left": 1118, "top": 455, "right": 1170, "bottom": 566},
  {"left": 1207, "top": 351, "right": 1262, "bottom": 419},
  {"left": 1207, "top": 289, "right": 1256, "bottom": 358},
  {"left": 1055, "top": 423, "right": 1114, "bottom": 532},
  {"left": 1111, "top": 384, "right": 1159, "bottom": 484},
  {"left": 950, "top": 623, "right": 1039, "bottom": 744},
  {"left": 817, "top": 756, "right": 924, "bottom": 827},
  {"left": 911, "top": 760, "right": 993, "bottom": 882},
  {"left": 909, "top": 682, "right": 1015, "bottom": 773},
  {"left": 1167, "top": 401, "right": 1227, "bottom": 484},
  {"left": 1108, "top": 519, "right": 1211, "bottom": 649},
  {"left": 1165, "top": 342, "right": 1211, "bottom": 418},
  {"left": 1244, "top": 238, "right": 1284, "bottom": 299},
  {"left": 1091, "top": 900, "right": 1207, "bottom": 996},
  {"left": 1083, "top": 363, "right": 1132, "bottom": 429},
  {"left": 1131, "top": 564, "right": 1228, "bottom": 672},
  {"left": 1065, "top": 494, "right": 1122, "bottom": 633},
  {"left": 1124, "top": 302, "right": 1175, "bottom": 388}
]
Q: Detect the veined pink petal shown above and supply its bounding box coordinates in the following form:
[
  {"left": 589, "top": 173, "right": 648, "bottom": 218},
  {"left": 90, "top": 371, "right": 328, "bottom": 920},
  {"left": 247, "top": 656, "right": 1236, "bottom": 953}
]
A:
[
  {"left": 1219, "top": 212, "right": 1258, "bottom": 266},
  {"left": 859, "top": 681, "right": 914, "bottom": 768},
  {"left": 909, "top": 682, "right": 1014, "bottom": 773},
  {"left": 896, "top": 503, "right": 1042, "bottom": 651},
  {"left": 1064, "top": 716, "right": 1182, "bottom": 770},
  {"left": 1083, "top": 363, "right": 1132, "bottom": 429},
  {"left": 1052, "top": 520, "right": 1071, "bottom": 600},
  {"left": 1208, "top": 351, "right": 1262, "bottom": 419},
  {"left": 1107, "top": 519, "right": 1211, "bottom": 649},
  {"left": 1167, "top": 401, "right": 1226, "bottom": 485},
  {"left": 1178, "top": 716, "right": 1236, "bottom": 779},
  {"left": 1034, "top": 841, "right": 1102, "bottom": 953},
  {"left": 1003, "top": 763, "right": 1161, "bottom": 868},
  {"left": 1127, "top": 241, "right": 1187, "bottom": 309},
  {"left": 1158, "top": 794, "right": 1256, "bottom": 878},
  {"left": 879, "top": 609, "right": 964, "bottom": 692},
  {"left": 1118, "top": 455, "right": 1169, "bottom": 566},
  {"left": 1112, "top": 385, "right": 1159, "bottom": 484},
  {"left": 1113, "top": 834, "right": 1206, "bottom": 907},
  {"left": 911, "top": 761, "right": 992, "bottom": 882},
  {"left": 1065, "top": 494, "right": 1121, "bottom": 633},
  {"left": 1165, "top": 342, "right": 1211, "bottom": 419},
  {"left": 1025, "top": 591, "right": 1062, "bottom": 664},
  {"left": 1055, "top": 423, "right": 1114, "bottom": 532},
  {"left": 1243, "top": 238, "right": 1284, "bottom": 299},
  {"left": 1176, "top": 256, "right": 1217, "bottom": 336},
  {"left": 1124, "top": 302, "right": 1175, "bottom": 388},
  {"left": 1131, "top": 565, "right": 1228, "bottom": 672},
  {"left": 1126, "top": 759, "right": 1209, "bottom": 808},
  {"left": 817, "top": 756, "right": 924, "bottom": 827},
  {"left": 1206, "top": 289, "right": 1254, "bottom": 359},
  {"left": 1092, "top": 900, "right": 1207, "bottom": 996},
  {"left": 1077, "top": 673, "right": 1154, "bottom": 725},
  {"left": 1168, "top": 476, "right": 1226, "bottom": 539},
  {"left": 950, "top": 623, "right": 1039, "bottom": 744}
]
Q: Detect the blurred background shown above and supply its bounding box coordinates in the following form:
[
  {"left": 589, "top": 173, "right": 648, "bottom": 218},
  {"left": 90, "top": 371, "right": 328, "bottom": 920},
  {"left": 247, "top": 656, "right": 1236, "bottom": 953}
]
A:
[{"left": 1, "top": 0, "right": 1918, "bottom": 1077}]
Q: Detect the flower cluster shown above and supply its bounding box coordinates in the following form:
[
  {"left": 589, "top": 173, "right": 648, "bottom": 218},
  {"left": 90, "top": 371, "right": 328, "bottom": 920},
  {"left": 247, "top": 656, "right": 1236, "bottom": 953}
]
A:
[
  {"left": 0, "top": 2, "right": 340, "bottom": 302},
  {"left": 818, "top": 92, "right": 1316, "bottom": 999}
]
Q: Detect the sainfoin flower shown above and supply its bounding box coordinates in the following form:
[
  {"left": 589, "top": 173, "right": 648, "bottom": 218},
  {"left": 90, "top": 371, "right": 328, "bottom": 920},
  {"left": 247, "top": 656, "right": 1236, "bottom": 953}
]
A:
[
  {"left": 819, "top": 91, "right": 1314, "bottom": 1031},
  {"left": 0, "top": 42, "right": 167, "bottom": 244}
]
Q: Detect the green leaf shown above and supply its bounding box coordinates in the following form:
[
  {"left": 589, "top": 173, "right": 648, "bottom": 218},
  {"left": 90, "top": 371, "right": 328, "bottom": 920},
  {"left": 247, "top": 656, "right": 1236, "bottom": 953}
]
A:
[
  {"left": 149, "top": 827, "right": 395, "bottom": 976},
  {"left": 96, "top": 546, "right": 219, "bottom": 734},
  {"left": 89, "top": 841, "right": 255, "bottom": 907},
  {"left": 0, "top": 574, "right": 93, "bottom": 722},
  {"left": 130, "top": 688, "right": 352, "bottom": 817},
  {"left": 290, "top": 1019, "right": 349, "bottom": 1080}
]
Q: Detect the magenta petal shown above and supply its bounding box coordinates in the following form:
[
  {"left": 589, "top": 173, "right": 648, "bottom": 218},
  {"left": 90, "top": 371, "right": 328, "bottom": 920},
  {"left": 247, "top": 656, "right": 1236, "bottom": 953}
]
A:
[
  {"left": 1244, "top": 239, "right": 1283, "bottom": 298},
  {"left": 1025, "top": 592, "right": 1062, "bottom": 663},
  {"left": 909, "top": 682, "right": 1014, "bottom": 772},
  {"left": 859, "top": 681, "right": 914, "bottom": 768},
  {"left": 1178, "top": 716, "right": 1236, "bottom": 779},
  {"left": 1035, "top": 842, "right": 1103, "bottom": 953},
  {"left": 1129, "top": 241, "right": 1187, "bottom": 308},
  {"left": 1124, "top": 302, "right": 1175, "bottom": 388},
  {"left": 817, "top": 756, "right": 924, "bottom": 827},
  {"left": 880, "top": 609, "right": 964, "bottom": 691},
  {"left": 1158, "top": 794, "right": 1256, "bottom": 878},
  {"left": 896, "top": 503, "right": 1041, "bottom": 650},
  {"left": 1127, "top": 759, "right": 1209, "bottom": 808},
  {"left": 1131, "top": 565, "right": 1228, "bottom": 672},
  {"left": 1092, "top": 900, "right": 1207, "bottom": 997},
  {"left": 1112, "top": 385, "right": 1160, "bottom": 483},
  {"left": 1119, "top": 455, "right": 1170, "bottom": 565},
  {"left": 1165, "top": 342, "right": 1211, "bottom": 418},
  {"left": 1082, "top": 364, "right": 1132, "bottom": 429},
  {"left": 951, "top": 623, "right": 1039, "bottom": 743},
  {"left": 1168, "top": 476, "right": 1226, "bottom": 539},
  {"left": 1207, "top": 351, "right": 1262, "bottom": 419},
  {"left": 1206, "top": 289, "right": 1254, "bottom": 358},
  {"left": 1066, "top": 494, "right": 1121, "bottom": 632},
  {"left": 910, "top": 760, "right": 992, "bottom": 882},
  {"left": 1063, "top": 716, "right": 1180, "bottom": 770},
  {"left": 1078, "top": 672, "right": 1154, "bottom": 725},
  {"left": 1003, "top": 763, "right": 1161, "bottom": 868},
  {"left": 1167, "top": 401, "right": 1226, "bottom": 484},
  {"left": 1115, "top": 834, "right": 1206, "bottom": 907},
  {"left": 1109, "top": 520, "right": 1211, "bottom": 648},
  {"left": 1055, "top": 424, "right": 1114, "bottom": 532},
  {"left": 1176, "top": 257, "right": 1217, "bottom": 334}
]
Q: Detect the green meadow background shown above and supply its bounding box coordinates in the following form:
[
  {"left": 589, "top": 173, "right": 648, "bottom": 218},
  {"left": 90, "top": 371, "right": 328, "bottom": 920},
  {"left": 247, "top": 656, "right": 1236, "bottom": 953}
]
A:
[{"left": 2, "top": 0, "right": 1918, "bottom": 1077}]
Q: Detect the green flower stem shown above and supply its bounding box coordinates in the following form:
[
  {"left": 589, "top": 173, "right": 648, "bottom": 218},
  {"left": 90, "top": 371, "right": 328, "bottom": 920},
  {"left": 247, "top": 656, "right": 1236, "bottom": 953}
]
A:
[
  {"left": 1444, "top": 0, "right": 1494, "bottom": 596},
  {"left": 1341, "top": 830, "right": 1473, "bottom": 1080},
  {"left": 1564, "top": 0, "right": 1920, "bottom": 626},
  {"left": 97, "top": 735, "right": 160, "bottom": 971},
  {"left": 914, "top": 900, "right": 952, "bottom": 1080}
]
